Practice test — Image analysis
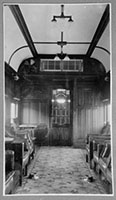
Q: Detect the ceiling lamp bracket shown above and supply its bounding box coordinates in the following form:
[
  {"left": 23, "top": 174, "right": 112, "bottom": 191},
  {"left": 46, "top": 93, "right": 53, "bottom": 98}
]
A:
[
  {"left": 57, "top": 32, "right": 67, "bottom": 47},
  {"left": 51, "top": 5, "right": 73, "bottom": 22},
  {"left": 55, "top": 32, "right": 68, "bottom": 60},
  {"left": 57, "top": 41, "right": 67, "bottom": 46}
]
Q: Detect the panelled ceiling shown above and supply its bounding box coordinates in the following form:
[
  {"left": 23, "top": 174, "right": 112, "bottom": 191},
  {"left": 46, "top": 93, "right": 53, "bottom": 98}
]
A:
[{"left": 4, "top": 3, "right": 110, "bottom": 72}]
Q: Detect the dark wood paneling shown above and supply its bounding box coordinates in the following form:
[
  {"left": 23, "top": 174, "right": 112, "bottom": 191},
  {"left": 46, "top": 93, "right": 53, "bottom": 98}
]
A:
[
  {"left": 21, "top": 101, "right": 49, "bottom": 127},
  {"left": 49, "top": 127, "right": 72, "bottom": 146},
  {"left": 73, "top": 79, "right": 111, "bottom": 146}
]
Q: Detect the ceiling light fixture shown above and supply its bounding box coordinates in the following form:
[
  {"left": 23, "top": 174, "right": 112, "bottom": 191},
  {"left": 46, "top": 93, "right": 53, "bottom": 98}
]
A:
[
  {"left": 54, "top": 32, "right": 70, "bottom": 60},
  {"left": 51, "top": 5, "right": 74, "bottom": 22},
  {"left": 55, "top": 49, "right": 70, "bottom": 60}
]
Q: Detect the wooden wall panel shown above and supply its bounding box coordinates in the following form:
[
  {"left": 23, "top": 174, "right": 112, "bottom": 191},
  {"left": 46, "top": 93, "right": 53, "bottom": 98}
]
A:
[
  {"left": 85, "top": 108, "right": 91, "bottom": 136},
  {"left": 107, "top": 104, "right": 111, "bottom": 123},
  {"left": 5, "top": 96, "right": 11, "bottom": 126},
  {"left": 22, "top": 102, "right": 29, "bottom": 124},
  {"left": 92, "top": 107, "right": 98, "bottom": 133},
  {"left": 39, "top": 102, "right": 49, "bottom": 126},
  {"left": 30, "top": 102, "right": 39, "bottom": 124},
  {"left": 49, "top": 127, "right": 72, "bottom": 146},
  {"left": 73, "top": 81, "right": 111, "bottom": 146},
  {"left": 97, "top": 106, "right": 104, "bottom": 132},
  {"left": 5, "top": 71, "right": 20, "bottom": 127},
  {"left": 21, "top": 101, "right": 49, "bottom": 127},
  {"left": 40, "top": 102, "right": 46, "bottom": 123}
]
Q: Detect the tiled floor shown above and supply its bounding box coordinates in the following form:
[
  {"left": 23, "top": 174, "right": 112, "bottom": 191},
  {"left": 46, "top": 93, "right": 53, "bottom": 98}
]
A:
[{"left": 15, "top": 146, "right": 107, "bottom": 194}]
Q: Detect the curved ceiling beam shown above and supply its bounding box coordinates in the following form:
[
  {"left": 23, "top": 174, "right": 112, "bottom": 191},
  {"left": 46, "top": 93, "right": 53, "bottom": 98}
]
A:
[
  {"left": 8, "top": 45, "right": 28, "bottom": 65},
  {"left": 8, "top": 42, "right": 110, "bottom": 65},
  {"left": 95, "top": 46, "right": 110, "bottom": 55},
  {"left": 86, "top": 4, "right": 110, "bottom": 57},
  {"left": 9, "top": 5, "right": 38, "bottom": 58}
]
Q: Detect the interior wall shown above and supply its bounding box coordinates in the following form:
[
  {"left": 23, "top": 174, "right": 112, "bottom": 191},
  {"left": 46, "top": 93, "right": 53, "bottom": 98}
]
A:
[
  {"left": 19, "top": 83, "right": 51, "bottom": 127},
  {"left": 5, "top": 62, "right": 110, "bottom": 146},
  {"left": 21, "top": 100, "right": 49, "bottom": 127},
  {"left": 5, "top": 62, "right": 21, "bottom": 131},
  {"left": 5, "top": 95, "right": 11, "bottom": 126},
  {"left": 5, "top": 74, "right": 16, "bottom": 128},
  {"left": 73, "top": 79, "right": 111, "bottom": 146}
]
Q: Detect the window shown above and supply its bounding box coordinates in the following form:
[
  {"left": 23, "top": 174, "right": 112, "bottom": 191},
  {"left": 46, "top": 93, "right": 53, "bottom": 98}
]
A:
[
  {"left": 11, "top": 102, "right": 18, "bottom": 124},
  {"left": 40, "top": 59, "right": 83, "bottom": 72},
  {"left": 103, "top": 101, "right": 111, "bottom": 124}
]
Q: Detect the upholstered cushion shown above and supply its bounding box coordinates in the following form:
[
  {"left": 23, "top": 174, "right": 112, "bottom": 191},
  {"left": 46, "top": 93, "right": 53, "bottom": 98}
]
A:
[{"left": 5, "top": 150, "right": 14, "bottom": 174}]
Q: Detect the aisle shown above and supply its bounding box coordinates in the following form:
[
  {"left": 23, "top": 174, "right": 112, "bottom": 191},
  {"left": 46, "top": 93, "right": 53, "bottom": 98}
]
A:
[{"left": 15, "top": 147, "right": 107, "bottom": 194}]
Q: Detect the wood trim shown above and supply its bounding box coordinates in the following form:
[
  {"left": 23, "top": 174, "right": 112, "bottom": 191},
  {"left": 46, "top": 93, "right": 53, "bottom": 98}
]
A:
[
  {"left": 9, "top": 5, "right": 38, "bottom": 58},
  {"left": 86, "top": 4, "right": 109, "bottom": 57}
]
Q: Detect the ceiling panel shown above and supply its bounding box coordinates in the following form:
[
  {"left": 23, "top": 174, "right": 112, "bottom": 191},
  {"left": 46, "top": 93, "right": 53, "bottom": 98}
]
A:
[
  {"left": 92, "top": 24, "right": 110, "bottom": 72},
  {"left": 20, "top": 4, "right": 106, "bottom": 42},
  {"left": 4, "top": 6, "right": 28, "bottom": 66},
  {"left": 97, "top": 23, "right": 110, "bottom": 52},
  {"left": 4, "top": 3, "right": 110, "bottom": 72},
  {"left": 8, "top": 48, "right": 32, "bottom": 72}
]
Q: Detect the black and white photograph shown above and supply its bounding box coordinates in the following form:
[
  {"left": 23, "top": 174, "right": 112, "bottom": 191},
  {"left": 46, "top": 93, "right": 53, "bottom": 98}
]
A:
[{"left": 2, "top": 1, "right": 115, "bottom": 197}]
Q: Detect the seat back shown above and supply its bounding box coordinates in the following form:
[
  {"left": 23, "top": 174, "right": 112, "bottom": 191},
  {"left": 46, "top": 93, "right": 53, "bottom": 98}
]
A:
[{"left": 5, "top": 150, "right": 14, "bottom": 175}]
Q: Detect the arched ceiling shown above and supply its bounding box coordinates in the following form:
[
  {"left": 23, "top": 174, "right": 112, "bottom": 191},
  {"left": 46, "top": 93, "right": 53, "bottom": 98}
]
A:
[{"left": 4, "top": 3, "right": 110, "bottom": 72}]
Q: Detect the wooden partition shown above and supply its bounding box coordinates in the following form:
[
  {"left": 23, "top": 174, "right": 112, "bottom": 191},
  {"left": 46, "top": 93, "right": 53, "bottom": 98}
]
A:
[
  {"left": 73, "top": 79, "right": 111, "bottom": 147},
  {"left": 5, "top": 63, "right": 20, "bottom": 128},
  {"left": 5, "top": 95, "right": 11, "bottom": 126},
  {"left": 21, "top": 100, "right": 49, "bottom": 127}
]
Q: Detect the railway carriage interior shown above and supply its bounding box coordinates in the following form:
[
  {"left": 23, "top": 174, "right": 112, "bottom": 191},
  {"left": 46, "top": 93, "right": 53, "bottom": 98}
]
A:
[{"left": 4, "top": 3, "right": 113, "bottom": 195}]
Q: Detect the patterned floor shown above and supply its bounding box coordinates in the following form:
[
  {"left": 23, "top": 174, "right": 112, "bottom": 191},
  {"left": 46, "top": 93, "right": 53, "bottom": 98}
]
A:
[{"left": 15, "top": 147, "right": 107, "bottom": 194}]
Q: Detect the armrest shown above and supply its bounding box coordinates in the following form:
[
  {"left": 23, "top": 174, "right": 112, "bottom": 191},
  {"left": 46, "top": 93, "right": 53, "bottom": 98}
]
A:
[
  {"left": 97, "top": 143, "right": 105, "bottom": 157},
  {"left": 89, "top": 135, "right": 110, "bottom": 143},
  {"left": 86, "top": 133, "right": 107, "bottom": 143}
]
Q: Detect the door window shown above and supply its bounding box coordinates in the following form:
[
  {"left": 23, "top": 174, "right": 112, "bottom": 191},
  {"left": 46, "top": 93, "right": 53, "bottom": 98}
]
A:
[{"left": 51, "top": 89, "right": 70, "bottom": 126}]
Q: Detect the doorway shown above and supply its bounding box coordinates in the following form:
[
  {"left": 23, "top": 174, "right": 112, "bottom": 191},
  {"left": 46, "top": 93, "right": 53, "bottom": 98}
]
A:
[{"left": 49, "top": 89, "right": 72, "bottom": 146}]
